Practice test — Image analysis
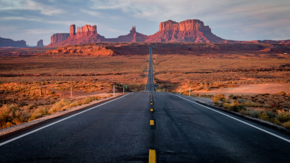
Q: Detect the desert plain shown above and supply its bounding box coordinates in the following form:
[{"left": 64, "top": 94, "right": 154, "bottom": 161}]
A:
[{"left": 0, "top": 42, "right": 290, "bottom": 129}]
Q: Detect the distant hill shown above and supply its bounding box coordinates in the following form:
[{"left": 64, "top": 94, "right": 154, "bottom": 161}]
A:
[{"left": 0, "top": 37, "right": 26, "bottom": 48}]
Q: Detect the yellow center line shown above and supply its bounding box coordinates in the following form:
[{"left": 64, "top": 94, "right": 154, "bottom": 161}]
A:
[
  {"left": 150, "top": 108, "right": 154, "bottom": 112},
  {"left": 150, "top": 120, "right": 154, "bottom": 125},
  {"left": 149, "top": 149, "right": 156, "bottom": 163}
]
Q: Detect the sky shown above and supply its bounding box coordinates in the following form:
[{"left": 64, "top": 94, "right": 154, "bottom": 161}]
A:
[{"left": 0, "top": 0, "right": 290, "bottom": 46}]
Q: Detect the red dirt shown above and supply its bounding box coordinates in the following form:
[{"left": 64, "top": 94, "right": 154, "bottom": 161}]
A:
[{"left": 192, "top": 84, "right": 290, "bottom": 96}]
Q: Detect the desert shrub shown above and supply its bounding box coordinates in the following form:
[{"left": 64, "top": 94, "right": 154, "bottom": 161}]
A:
[
  {"left": 6, "top": 122, "right": 13, "bottom": 128},
  {"left": 29, "top": 106, "right": 48, "bottom": 121},
  {"left": 229, "top": 101, "right": 246, "bottom": 112},
  {"left": 214, "top": 101, "right": 223, "bottom": 107},
  {"left": 22, "top": 104, "right": 34, "bottom": 111},
  {"left": 69, "top": 101, "right": 81, "bottom": 108},
  {"left": 258, "top": 111, "right": 276, "bottom": 122},
  {"left": 246, "top": 109, "right": 260, "bottom": 118},
  {"left": 223, "top": 103, "right": 230, "bottom": 109},
  {"left": 243, "top": 100, "right": 262, "bottom": 107},
  {"left": 0, "top": 104, "right": 19, "bottom": 123},
  {"left": 200, "top": 94, "right": 213, "bottom": 98},
  {"left": 259, "top": 112, "right": 270, "bottom": 121},
  {"left": 49, "top": 99, "right": 71, "bottom": 113},
  {"left": 12, "top": 109, "right": 31, "bottom": 124},
  {"left": 216, "top": 94, "right": 226, "bottom": 102},
  {"left": 239, "top": 109, "right": 247, "bottom": 115},
  {"left": 273, "top": 118, "right": 281, "bottom": 125},
  {"left": 276, "top": 112, "right": 290, "bottom": 123},
  {"left": 279, "top": 91, "right": 286, "bottom": 96},
  {"left": 82, "top": 96, "right": 99, "bottom": 104},
  {"left": 0, "top": 104, "right": 31, "bottom": 128},
  {"left": 283, "top": 121, "right": 290, "bottom": 129},
  {"left": 212, "top": 97, "right": 220, "bottom": 102},
  {"left": 267, "top": 111, "right": 276, "bottom": 118}
]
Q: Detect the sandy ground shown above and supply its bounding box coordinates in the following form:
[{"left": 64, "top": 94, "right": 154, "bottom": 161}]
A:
[
  {"left": 192, "top": 97, "right": 214, "bottom": 105},
  {"left": 192, "top": 83, "right": 290, "bottom": 96}
]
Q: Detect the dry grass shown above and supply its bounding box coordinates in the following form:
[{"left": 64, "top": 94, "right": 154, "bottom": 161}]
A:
[
  {"left": 0, "top": 94, "right": 112, "bottom": 129},
  {"left": 197, "top": 92, "right": 290, "bottom": 129}
]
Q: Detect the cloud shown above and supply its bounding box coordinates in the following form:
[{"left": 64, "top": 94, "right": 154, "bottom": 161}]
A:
[
  {"left": 0, "top": 0, "right": 64, "bottom": 16},
  {"left": 89, "top": 0, "right": 290, "bottom": 25},
  {"left": 24, "top": 29, "right": 61, "bottom": 35},
  {"left": 80, "top": 9, "right": 101, "bottom": 16},
  {"left": 1, "top": 0, "right": 290, "bottom": 44},
  {"left": 0, "top": 16, "right": 41, "bottom": 21}
]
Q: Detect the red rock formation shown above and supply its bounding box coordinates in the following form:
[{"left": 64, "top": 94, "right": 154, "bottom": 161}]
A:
[
  {"left": 0, "top": 37, "right": 26, "bottom": 48},
  {"left": 76, "top": 24, "right": 97, "bottom": 38},
  {"left": 49, "top": 24, "right": 105, "bottom": 47},
  {"left": 146, "top": 19, "right": 225, "bottom": 43},
  {"left": 106, "top": 26, "right": 148, "bottom": 42},
  {"left": 46, "top": 19, "right": 290, "bottom": 47},
  {"left": 45, "top": 44, "right": 115, "bottom": 56},
  {"left": 70, "top": 24, "right": 76, "bottom": 37},
  {"left": 47, "top": 33, "right": 69, "bottom": 47},
  {"left": 36, "top": 39, "right": 44, "bottom": 47}
]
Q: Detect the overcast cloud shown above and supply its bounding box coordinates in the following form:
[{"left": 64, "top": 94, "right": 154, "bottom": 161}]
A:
[{"left": 0, "top": 0, "right": 289, "bottom": 45}]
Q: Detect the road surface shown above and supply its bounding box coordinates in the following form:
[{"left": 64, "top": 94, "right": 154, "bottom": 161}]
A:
[
  {"left": 1, "top": 47, "right": 290, "bottom": 162},
  {"left": 146, "top": 47, "right": 154, "bottom": 92}
]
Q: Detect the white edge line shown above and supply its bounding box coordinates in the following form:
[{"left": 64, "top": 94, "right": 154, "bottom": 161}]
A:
[
  {"left": 0, "top": 93, "right": 133, "bottom": 147},
  {"left": 172, "top": 93, "right": 290, "bottom": 143}
]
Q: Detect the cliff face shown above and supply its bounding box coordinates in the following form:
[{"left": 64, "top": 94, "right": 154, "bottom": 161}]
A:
[
  {"left": 76, "top": 24, "right": 97, "bottom": 38},
  {"left": 70, "top": 24, "right": 76, "bottom": 37},
  {"left": 146, "top": 19, "right": 224, "bottom": 43},
  {"left": 159, "top": 20, "right": 210, "bottom": 32},
  {"left": 0, "top": 37, "right": 26, "bottom": 48},
  {"left": 47, "top": 33, "right": 70, "bottom": 47}
]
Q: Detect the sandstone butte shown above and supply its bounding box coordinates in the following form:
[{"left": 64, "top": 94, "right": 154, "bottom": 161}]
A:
[
  {"left": 46, "top": 19, "right": 290, "bottom": 47},
  {"left": 36, "top": 39, "right": 44, "bottom": 47},
  {"left": 47, "top": 19, "right": 223, "bottom": 47}
]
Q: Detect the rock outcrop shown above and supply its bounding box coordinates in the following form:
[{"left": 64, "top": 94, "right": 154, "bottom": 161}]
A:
[
  {"left": 47, "top": 24, "right": 105, "bottom": 47},
  {"left": 47, "top": 19, "right": 290, "bottom": 47},
  {"left": 45, "top": 44, "right": 115, "bottom": 56},
  {"left": 70, "top": 24, "right": 76, "bottom": 37},
  {"left": 76, "top": 24, "right": 97, "bottom": 38},
  {"left": 0, "top": 37, "right": 26, "bottom": 48},
  {"left": 106, "top": 26, "right": 148, "bottom": 42},
  {"left": 146, "top": 19, "right": 224, "bottom": 43},
  {"left": 48, "top": 33, "right": 70, "bottom": 47},
  {"left": 49, "top": 24, "right": 106, "bottom": 46},
  {"left": 36, "top": 39, "right": 44, "bottom": 47}
]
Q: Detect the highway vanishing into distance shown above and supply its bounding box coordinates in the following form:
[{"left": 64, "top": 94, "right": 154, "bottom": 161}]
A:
[{"left": 1, "top": 48, "right": 290, "bottom": 162}]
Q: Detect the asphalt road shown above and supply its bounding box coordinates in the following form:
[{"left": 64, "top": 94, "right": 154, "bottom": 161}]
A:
[
  {"left": 146, "top": 47, "right": 154, "bottom": 92},
  {"left": 1, "top": 47, "right": 290, "bottom": 162},
  {"left": 0, "top": 92, "right": 152, "bottom": 163}
]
